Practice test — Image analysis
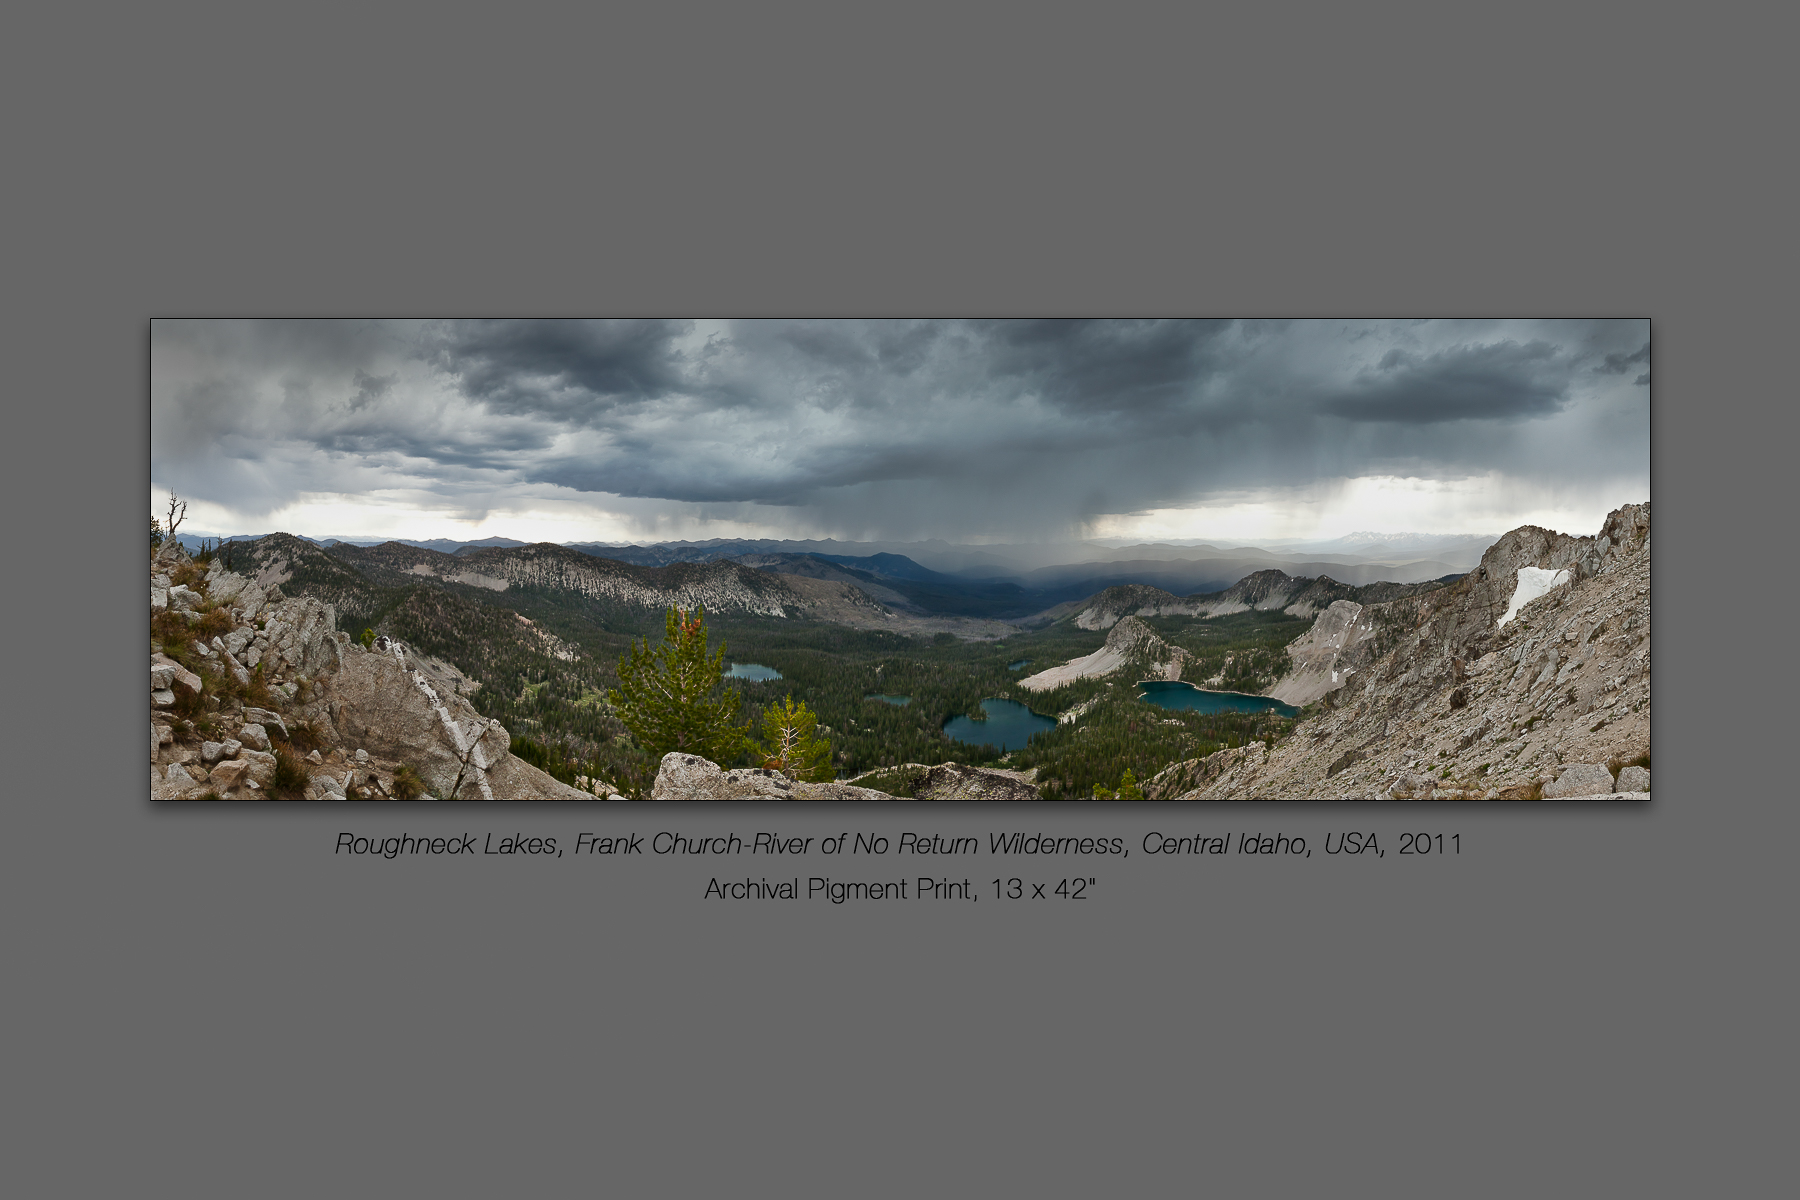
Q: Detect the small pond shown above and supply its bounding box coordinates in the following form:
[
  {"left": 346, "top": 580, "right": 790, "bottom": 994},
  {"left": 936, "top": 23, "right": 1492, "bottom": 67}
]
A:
[
  {"left": 942, "top": 698, "right": 1056, "bottom": 751},
  {"left": 864, "top": 694, "right": 911, "bottom": 706},
  {"left": 726, "top": 663, "right": 782, "bottom": 681},
  {"left": 1137, "top": 680, "right": 1300, "bottom": 718},
  {"left": 1007, "top": 660, "right": 1032, "bottom": 671}
]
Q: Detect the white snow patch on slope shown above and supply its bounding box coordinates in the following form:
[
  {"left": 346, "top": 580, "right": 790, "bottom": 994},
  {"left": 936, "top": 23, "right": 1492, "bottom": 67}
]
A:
[{"left": 1498, "top": 567, "right": 1569, "bottom": 629}]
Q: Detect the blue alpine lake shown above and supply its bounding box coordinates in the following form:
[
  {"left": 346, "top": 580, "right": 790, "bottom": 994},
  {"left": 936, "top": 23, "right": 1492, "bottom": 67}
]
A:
[
  {"left": 726, "top": 663, "right": 782, "bottom": 681},
  {"left": 864, "top": 694, "right": 911, "bottom": 706},
  {"left": 1007, "top": 660, "right": 1032, "bottom": 671},
  {"left": 942, "top": 698, "right": 1057, "bottom": 751},
  {"left": 1137, "top": 680, "right": 1300, "bottom": 718}
]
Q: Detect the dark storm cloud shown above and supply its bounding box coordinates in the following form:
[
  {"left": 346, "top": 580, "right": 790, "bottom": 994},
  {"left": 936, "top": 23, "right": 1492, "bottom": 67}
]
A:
[
  {"left": 1595, "top": 342, "right": 1650, "bottom": 374},
  {"left": 971, "top": 318, "right": 1237, "bottom": 412},
  {"left": 1324, "top": 340, "right": 1571, "bottom": 423},
  {"left": 347, "top": 370, "right": 396, "bottom": 410},
  {"left": 431, "top": 319, "right": 696, "bottom": 420},
  {"left": 151, "top": 318, "right": 1650, "bottom": 538}
]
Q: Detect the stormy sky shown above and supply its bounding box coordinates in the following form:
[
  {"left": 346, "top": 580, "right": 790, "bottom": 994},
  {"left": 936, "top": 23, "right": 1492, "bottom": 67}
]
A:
[{"left": 151, "top": 319, "right": 1650, "bottom": 545}]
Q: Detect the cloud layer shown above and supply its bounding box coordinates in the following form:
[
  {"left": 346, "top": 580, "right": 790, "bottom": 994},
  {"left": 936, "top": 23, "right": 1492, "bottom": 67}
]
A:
[{"left": 151, "top": 318, "right": 1650, "bottom": 542}]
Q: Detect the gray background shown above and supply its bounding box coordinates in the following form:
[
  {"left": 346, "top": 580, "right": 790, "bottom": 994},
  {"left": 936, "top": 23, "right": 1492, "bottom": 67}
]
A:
[{"left": 7, "top": 5, "right": 1785, "bottom": 1196}]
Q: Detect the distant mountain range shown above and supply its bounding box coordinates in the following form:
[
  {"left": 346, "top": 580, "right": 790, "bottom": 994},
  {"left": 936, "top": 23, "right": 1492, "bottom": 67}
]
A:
[
  {"left": 178, "top": 529, "right": 1493, "bottom": 568},
  {"left": 173, "top": 533, "right": 528, "bottom": 554},
  {"left": 566, "top": 535, "right": 1494, "bottom": 575},
  {"left": 200, "top": 528, "right": 1478, "bottom": 639},
  {"left": 171, "top": 530, "right": 1482, "bottom": 623},
  {"left": 573, "top": 545, "right": 1468, "bottom": 620}
]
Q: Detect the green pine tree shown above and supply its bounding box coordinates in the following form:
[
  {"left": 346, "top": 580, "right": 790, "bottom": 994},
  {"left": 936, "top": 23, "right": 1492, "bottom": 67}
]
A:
[
  {"left": 609, "top": 606, "right": 747, "bottom": 764},
  {"left": 755, "top": 694, "right": 834, "bottom": 781},
  {"left": 1094, "top": 767, "right": 1142, "bottom": 802}
]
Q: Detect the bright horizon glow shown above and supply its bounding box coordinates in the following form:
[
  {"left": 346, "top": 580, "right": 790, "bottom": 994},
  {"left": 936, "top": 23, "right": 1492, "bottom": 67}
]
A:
[
  {"left": 153, "top": 485, "right": 819, "bottom": 545},
  {"left": 156, "top": 471, "right": 1644, "bottom": 546},
  {"left": 1073, "top": 474, "right": 1637, "bottom": 544}
]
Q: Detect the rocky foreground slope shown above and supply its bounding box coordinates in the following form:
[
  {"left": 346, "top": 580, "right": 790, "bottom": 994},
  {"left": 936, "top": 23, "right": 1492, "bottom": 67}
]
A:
[
  {"left": 150, "top": 541, "right": 591, "bottom": 801},
  {"left": 1144, "top": 504, "right": 1651, "bottom": 801}
]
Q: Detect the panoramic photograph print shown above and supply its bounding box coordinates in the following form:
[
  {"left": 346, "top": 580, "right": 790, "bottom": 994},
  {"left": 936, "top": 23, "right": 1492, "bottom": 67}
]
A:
[{"left": 148, "top": 318, "right": 1650, "bottom": 802}]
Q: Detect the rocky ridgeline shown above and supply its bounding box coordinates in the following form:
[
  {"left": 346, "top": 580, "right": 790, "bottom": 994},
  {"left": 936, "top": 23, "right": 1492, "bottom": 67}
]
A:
[
  {"left": 1143, "top": 504, "right": 1651, "bottom": 801},
  {"left": 650, "top": 754, "right": 1042, "bottom": 801},
  {"left": 150, "top": 541, "right": 589, "bottom": 801},
  {"left": 255, "top": 534, "right": 908, "bottom": 626},
  {"left": 1072, "top": 584, "right": 1219, "bottom": 630},
  {"left": 1018, "top": 616, "right": 1188, "bottom": 692},
  {"left": 1072, "top": 571, "right": 1444, "bottom": 630},
  {"left": 444, "top": 544, "right": 806, "bottom": 617}
]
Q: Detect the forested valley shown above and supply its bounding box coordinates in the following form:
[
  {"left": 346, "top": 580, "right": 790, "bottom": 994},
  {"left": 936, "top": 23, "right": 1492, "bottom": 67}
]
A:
[
  {"left": 353, "top": 585, "right": 1317, "bottom": 798},
  {"left": 235, "top": 534, "right": 1334, "bottom": 799}
]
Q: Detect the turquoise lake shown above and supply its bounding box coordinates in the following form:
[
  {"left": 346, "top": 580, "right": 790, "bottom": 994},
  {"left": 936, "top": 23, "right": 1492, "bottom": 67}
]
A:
[
  {"left": 726, "top": 663, "right": 782, "bottom": 680},
  {"left": 865, "top": 694, "right": 911, "bottom": 706},
  {"left": 1137, "top": 680, "right": 1300, "bottom": 718},
  {"left": 942, "top": 698, "right": 1056, "bottom": 751},
  {"left": 1007, "top": 660, "right": 1032, "bottom": 671}
]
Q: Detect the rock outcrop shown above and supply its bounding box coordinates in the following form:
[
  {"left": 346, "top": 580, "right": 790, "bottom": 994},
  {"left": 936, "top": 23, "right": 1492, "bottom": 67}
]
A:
[
  {"left": 1265, "top": 600, "right": 1379, "bottom": 707},
  {"left": 150, "top": 543, "right": 591, "bottom": 801},
  {"left": 1018, "top": 616, "right": 1189, "bottom": 691},
  {"left": 1149, "top": 504, "right": 1651, "bottom": 800},
  {"left": 906, "top": 763, "right": 1042, "bottom": 802},
  {"left": 644, "top": 753, "right": 1046, "bottom": 801},
  {"left": 651, "top": 753, "right": 897, "bottom": 801},
  {"left": 838, "top": 760, "right": 1043, "bottom": 801}
]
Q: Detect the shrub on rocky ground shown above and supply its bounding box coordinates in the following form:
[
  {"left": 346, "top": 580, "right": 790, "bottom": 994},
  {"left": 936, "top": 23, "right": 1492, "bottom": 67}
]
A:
[
  {"left": 195, "top": 607, "right": 235, "bottom": 641},
  {"left": 245, "top": 665, "right": 274, "bottom": 709},
  {"left": 269, "top": 748, "right": 310, "bottom": 799},
  {"left": 283, "top": 719, "right": 326, "bottom": 753},
  {"left": 151, "top": 611, "right": 194, "bottom": 656},
  {"left": 391, "top": 764, "right": 426, "bottom": 801}
]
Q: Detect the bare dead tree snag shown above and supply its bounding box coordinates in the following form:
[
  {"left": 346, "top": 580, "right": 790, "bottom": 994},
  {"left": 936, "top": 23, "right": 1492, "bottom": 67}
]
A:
[{"left": 164, "top": 490, "right": 188, "bottom": 544}]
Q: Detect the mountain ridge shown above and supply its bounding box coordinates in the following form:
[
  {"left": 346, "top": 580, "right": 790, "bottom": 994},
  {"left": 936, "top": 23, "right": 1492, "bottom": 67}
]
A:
[{"left": 1143, "top": 503, "right": 1652, "bottom": 800}]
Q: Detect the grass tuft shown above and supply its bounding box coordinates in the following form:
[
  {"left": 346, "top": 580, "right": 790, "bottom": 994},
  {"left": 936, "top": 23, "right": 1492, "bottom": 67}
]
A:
[
  {"left": 195, "top": 607, "right": 235, "bottom": 641},
  {"left": 245, "top": 665, "right": 274, "bottom": 708},
  {"left": 269, "top": 747, "right": 311, "bottom": 799},
  {"left": 283, "top": 719, "right": 326, "bottom": 753},
  {"left": 391, "top": 764, "right": 426, "bottom": 801}
]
